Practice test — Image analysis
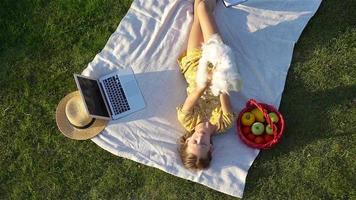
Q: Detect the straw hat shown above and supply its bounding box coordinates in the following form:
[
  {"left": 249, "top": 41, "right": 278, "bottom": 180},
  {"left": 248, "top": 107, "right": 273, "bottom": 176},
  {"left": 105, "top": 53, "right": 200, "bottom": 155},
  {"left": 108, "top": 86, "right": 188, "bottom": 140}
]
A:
[{"left": 56, "top": 91, "right": 108, "bottom": 140}]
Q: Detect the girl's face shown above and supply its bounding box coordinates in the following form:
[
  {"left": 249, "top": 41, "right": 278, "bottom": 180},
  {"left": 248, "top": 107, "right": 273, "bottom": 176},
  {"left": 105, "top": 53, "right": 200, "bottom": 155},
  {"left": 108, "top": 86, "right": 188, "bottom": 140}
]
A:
[{"left": 186, "top": 122, "right": 215, "bottom": 157}]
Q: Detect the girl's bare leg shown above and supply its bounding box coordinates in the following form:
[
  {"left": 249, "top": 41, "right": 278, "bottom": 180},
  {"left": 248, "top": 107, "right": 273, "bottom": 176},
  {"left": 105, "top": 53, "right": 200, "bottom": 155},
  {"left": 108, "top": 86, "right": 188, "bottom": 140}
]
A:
[
  {"left": 197, "top": 0, "right": 219, "bottom": 42},
  {"left": 186, "top": 0, "right": 205, "bottom": 52}
]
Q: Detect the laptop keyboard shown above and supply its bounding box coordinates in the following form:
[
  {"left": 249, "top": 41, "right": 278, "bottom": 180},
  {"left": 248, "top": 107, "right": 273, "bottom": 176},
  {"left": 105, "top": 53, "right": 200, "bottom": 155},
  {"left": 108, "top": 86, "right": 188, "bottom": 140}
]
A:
[{"left": 102, "top": 75, "right": 130, "bottom": 115}]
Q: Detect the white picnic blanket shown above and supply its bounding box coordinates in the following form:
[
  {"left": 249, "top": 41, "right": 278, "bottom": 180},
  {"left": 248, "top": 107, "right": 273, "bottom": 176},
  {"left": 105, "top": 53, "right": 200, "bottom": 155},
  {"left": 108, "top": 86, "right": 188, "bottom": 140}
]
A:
[{"left": 82, "top": 0, "right": 321, "bottom": 197}]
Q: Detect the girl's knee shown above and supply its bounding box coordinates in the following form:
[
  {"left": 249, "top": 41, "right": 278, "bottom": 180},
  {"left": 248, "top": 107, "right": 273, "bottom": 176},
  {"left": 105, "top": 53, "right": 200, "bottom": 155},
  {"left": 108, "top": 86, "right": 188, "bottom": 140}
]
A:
[
  {"left": 194, "top": 0, "right": 204, "bottom": 14},
  {"left": 197, "top": 1, "right": 210, "bottom": 16}
]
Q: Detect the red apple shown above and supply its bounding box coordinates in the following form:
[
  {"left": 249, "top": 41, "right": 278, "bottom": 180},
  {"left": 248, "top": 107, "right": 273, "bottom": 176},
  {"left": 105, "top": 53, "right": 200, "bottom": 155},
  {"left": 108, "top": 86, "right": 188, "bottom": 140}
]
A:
[
  {"left": 254, "top": 136, "right": 265, "bottom": 144},
  {"left": 247, "top": 133, "right": 256, "bottom": 141},
  {"left": 242, "top": 126, "right": 251, "bottom": 135},
  {"left": 264, "top": 134, "right": 274, "bottom": 142}
]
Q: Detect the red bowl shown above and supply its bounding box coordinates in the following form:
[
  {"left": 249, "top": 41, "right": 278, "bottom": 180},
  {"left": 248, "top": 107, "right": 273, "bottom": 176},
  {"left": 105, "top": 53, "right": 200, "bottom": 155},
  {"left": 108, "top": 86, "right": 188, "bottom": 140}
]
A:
[{"left": 236, "top": 99, "right": 285, "bottom": 149}]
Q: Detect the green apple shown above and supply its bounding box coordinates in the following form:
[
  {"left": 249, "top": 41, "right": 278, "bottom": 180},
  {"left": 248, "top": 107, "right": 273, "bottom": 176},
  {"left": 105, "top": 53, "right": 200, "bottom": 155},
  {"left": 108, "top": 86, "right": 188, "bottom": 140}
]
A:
[
  {"left": 251, "top": 122, "right": 265, "bottom": 135},
  {"left": 268, "top": 112, "right": 279, "bottom": 123},
  {"left": 265, "top": 124, "right": 276, "bottom": 135}
]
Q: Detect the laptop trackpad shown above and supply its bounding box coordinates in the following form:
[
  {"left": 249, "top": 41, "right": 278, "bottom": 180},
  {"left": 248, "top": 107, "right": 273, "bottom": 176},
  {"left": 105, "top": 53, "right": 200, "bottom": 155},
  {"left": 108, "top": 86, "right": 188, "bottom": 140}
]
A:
[{"left": 123, "top": 80, "right": 139, "bottom": 98}]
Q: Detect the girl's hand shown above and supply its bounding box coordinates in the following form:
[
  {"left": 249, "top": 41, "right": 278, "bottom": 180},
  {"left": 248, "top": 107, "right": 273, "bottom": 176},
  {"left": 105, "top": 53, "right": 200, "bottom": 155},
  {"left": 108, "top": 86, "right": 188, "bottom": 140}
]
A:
[
  {"left": 207, "top": 69, "right": 213, "bottom": 85},
  {"left": 197, "top": 70, "right": 212, "bottom": 91},
  {"left": 196, "top": 69, "right": 212, "bottom": 91}
]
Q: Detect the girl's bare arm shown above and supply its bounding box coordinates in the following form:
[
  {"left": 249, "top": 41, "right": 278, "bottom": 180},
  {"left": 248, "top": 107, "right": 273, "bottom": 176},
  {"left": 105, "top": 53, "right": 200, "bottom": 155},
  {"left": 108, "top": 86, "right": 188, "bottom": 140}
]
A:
[
  {"left": 219, "top": 93, "right": 233, "bottom": 114},
  {"left": 181, "top": 86, "right": 206, "bottom": 112}
]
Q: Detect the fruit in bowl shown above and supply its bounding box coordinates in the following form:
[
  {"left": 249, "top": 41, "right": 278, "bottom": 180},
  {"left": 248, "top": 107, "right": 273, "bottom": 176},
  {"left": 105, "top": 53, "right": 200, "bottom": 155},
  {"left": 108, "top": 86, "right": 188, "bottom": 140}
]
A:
[
  {"left": 238, "top": 99, "right": 284, "bottom": 149},
  {"left": 268, "top": 112, "right": 279, "bottom": 123},
  {"left": 247, "top": 133, "right": 256, "bottom": 141},
  {"left": 241, "top": 126, "right": 251, "bottom": 135},
  {"left": 264, "top": 134, "right": 274, "bottom": 142},
  {"left": 241, "top": 112, "right": 255, "bottom": 126},
  {"left": 254, "top": 136, "right": 265, "bottom": 144},
  {"left": 251, "top": 122, "right": 265, "bottom": 135},
  {"left": 265, "top": 124, "right": 277, "bottom": 135},
  {"left": 251, "top": 108, "right": 265, "bottom": 122}
]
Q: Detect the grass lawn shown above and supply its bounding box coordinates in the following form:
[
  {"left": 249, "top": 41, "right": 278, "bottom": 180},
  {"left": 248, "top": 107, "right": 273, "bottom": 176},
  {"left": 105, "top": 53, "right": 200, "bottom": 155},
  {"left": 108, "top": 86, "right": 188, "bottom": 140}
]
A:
[{"left": 0, "top": 0, "right": 355, "bottom": 199}]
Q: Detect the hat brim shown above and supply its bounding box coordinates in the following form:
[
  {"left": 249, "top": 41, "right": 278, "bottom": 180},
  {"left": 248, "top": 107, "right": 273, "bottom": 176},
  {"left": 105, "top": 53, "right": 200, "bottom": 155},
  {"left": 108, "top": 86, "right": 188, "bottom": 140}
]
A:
[{"left": 55, "top": 91, "right": 109, "bottom": 140}]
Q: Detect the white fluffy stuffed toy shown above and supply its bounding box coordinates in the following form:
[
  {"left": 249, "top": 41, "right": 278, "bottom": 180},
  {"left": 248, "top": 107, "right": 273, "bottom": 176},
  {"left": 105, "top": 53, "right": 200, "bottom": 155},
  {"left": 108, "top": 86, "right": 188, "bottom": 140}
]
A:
[{"left": 196, "top": 34, "right": 242, "bottom": 96}]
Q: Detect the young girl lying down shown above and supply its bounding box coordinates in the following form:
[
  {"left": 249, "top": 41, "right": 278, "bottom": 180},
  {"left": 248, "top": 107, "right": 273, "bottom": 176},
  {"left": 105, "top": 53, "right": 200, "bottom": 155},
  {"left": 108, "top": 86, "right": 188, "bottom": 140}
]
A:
[{"left": 176, "top": 0, "right": 242, "bottom": 170}]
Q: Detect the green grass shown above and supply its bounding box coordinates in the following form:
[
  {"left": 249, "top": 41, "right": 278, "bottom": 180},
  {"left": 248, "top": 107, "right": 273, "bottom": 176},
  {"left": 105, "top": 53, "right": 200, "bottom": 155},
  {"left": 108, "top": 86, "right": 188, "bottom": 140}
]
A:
[{"left": 0, "top": 0, "right": 355, "bottom": 199}]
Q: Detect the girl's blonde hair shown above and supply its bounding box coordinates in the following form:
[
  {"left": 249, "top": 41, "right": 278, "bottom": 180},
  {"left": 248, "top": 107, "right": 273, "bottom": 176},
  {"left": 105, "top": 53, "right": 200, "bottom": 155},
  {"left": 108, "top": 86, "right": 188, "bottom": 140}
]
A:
[{"left": 178, "top": 133, "right": 212, "bottom": 170}]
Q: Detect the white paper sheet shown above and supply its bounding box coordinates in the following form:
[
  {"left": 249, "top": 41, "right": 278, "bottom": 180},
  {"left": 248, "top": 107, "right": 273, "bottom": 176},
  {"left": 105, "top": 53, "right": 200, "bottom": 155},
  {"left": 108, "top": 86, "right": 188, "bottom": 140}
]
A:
[
  {"left": 82, "top": 0, "right": 322, "bottom": 197},
  {"left": 223, "top": 0, "right": 248, "bottom": 8}
]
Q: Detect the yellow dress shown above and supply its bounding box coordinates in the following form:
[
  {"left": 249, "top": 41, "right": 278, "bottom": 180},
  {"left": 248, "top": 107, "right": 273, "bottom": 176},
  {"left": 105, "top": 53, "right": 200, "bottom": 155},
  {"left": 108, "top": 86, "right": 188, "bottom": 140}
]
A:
[{"left": 176, "top": 48, "right": 235, "bottom": 134}]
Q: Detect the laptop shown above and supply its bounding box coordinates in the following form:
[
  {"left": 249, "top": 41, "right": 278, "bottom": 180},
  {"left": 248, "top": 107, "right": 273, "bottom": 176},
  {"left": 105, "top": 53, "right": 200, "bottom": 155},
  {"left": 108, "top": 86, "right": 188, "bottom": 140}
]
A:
[{"left": 74, "top": 67, "right": 145, "bottom": 120}]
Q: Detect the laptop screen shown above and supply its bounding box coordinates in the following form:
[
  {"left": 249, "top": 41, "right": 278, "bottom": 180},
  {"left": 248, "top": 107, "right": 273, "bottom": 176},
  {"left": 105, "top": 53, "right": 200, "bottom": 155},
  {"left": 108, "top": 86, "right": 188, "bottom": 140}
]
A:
[{"left": 75, "top": 76, "right": 110, "bottom": 118}]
